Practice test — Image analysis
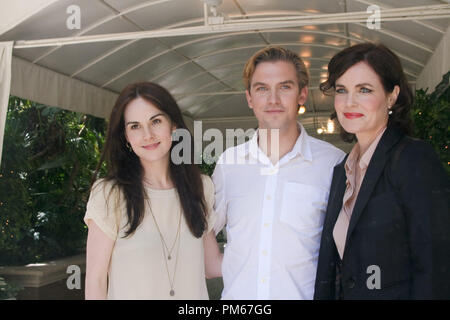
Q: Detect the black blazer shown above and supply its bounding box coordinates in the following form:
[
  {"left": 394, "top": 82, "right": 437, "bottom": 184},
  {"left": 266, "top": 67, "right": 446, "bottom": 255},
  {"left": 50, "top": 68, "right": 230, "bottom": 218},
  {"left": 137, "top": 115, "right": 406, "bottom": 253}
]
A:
[{"left": 314, "top": 127, "right": 450, "bottom": 299}]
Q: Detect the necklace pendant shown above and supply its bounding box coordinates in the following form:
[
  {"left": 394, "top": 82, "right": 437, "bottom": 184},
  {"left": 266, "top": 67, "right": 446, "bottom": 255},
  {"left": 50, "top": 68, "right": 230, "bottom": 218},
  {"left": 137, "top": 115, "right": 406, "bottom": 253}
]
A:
[{"left": 170, "top": 290, "right": 175, "bottom": 296}]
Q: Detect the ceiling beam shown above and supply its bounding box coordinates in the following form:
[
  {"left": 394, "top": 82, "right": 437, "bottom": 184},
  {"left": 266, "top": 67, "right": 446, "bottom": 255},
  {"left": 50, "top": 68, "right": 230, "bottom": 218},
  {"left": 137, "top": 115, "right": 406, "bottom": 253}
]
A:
[
  {"left": 13, "top": 4, "right": 450, "bottom": 49},
  {"left": 62, "top": 15, "right": 433, "bottom": 81}
]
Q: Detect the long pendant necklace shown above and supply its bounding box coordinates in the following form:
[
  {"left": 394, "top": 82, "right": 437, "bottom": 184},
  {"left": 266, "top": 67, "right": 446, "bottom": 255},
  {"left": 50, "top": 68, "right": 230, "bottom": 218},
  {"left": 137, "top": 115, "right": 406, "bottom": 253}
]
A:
[
  {"left": 153, "top": 209, "right": 181, "bottom": 260},
  {"left": 149, "top": 203, "right": 182, "bottom": 297},
  {"left": 143, "top": 179, "right": 178, "bottom": 260}
]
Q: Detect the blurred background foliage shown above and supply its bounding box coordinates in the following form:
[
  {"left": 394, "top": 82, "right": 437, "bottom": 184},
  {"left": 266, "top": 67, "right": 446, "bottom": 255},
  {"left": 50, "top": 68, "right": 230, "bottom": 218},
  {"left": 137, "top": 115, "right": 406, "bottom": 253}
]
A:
[
  {"left": 411, "top": 71, "right": 449, "bottom": 174},
  {"left": 0, "top": 96, "right": 106, "bottom": 265}
]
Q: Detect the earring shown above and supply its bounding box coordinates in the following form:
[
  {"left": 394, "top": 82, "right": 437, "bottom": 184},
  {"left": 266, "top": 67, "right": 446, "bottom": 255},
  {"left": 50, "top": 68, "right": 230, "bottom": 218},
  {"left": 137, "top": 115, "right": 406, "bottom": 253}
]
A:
[
  {"left": 388, "top": 106, "right": 393, "bottom": 115},
  {"left": 171, "top": 130, "right": 177, "bottom": 141},
  {"left": 126, "top": 142, "right": 133, "bottom": 152}
]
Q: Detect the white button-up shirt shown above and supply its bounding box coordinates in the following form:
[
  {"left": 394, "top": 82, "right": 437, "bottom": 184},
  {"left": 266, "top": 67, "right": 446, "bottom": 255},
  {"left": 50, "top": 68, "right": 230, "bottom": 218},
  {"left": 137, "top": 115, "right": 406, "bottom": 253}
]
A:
[{"left": 212, "top": 122, "right": 345, "bottom": 300}]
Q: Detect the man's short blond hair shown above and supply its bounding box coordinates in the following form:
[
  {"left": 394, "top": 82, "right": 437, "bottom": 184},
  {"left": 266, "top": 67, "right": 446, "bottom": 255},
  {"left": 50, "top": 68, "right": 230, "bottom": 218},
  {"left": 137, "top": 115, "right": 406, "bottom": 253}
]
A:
[{"left": 243, "top": 46, "right": 309, "bottom": 92}]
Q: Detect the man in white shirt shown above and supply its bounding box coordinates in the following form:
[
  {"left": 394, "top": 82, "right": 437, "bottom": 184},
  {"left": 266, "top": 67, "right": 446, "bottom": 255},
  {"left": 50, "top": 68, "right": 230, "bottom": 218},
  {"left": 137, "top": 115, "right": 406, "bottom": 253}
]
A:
[{"left": 212, "top": 46, "right": 345, "bottom": 299}]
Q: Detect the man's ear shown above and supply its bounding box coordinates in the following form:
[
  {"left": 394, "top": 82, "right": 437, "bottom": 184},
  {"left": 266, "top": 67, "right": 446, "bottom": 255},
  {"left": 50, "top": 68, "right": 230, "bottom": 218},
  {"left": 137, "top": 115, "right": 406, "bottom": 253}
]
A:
[
  {"left": 245, "top": 89, "right": 253, "bottom": 110},
  {"left": 298, "top": 86, "right": 308, "bottom": 105}
]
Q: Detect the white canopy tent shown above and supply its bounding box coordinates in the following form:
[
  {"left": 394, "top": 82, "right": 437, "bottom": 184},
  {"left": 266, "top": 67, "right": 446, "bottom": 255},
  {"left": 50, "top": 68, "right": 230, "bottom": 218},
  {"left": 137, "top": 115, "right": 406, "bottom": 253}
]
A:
[{"left": 0, "top": 0, "right": 449, "bottom": 166}]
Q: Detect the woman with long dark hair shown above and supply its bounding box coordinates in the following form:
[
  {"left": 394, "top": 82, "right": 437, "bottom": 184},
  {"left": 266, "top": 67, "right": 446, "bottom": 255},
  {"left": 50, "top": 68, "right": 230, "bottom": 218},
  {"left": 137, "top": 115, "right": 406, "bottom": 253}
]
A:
[
  {"left": 84, "top": 82, "right": 222, "bottom": 299},
  {"left": 314, "top": 43, "right": 450, "bottom": 299}
]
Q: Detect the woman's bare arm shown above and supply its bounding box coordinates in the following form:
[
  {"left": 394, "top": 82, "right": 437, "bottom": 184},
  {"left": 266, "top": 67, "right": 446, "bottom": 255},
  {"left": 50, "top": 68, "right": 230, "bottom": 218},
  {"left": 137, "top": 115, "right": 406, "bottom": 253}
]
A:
[
  {"left": 203, "top": 230, "right": 223, "bottom": 279},
  {"left": 85, "top": 220, "right": 115, "bottom": 300}
]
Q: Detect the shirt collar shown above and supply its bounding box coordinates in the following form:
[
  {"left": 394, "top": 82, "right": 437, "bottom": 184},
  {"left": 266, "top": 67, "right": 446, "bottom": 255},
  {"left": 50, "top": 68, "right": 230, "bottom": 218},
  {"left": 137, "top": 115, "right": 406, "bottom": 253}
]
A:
[
  {"left": 359, "top": 126, "right": 387, "bottom": 169},
  {"left": 345, "top": 126, "right": 387, "bottom": 173},
  {"left": 245, "top": 121, "right": 313, "bottom": 163}
]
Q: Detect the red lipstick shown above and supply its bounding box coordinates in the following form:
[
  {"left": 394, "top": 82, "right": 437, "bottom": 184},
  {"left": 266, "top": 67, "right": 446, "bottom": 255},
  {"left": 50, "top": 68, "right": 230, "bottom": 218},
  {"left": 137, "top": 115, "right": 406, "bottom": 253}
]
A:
[{"left": 344, "top": 112, "right": 364, "bottom": 119}]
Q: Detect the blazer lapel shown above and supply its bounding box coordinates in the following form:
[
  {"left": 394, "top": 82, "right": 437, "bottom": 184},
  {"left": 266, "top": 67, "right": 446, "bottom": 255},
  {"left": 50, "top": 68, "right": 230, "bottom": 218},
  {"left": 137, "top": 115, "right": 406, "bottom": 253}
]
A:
[
  {"left": 326, "top": 159, "right": 347, "bottom": 232},
  {"left": 344, "top": 127, "right": 404, "bottom": 247}
]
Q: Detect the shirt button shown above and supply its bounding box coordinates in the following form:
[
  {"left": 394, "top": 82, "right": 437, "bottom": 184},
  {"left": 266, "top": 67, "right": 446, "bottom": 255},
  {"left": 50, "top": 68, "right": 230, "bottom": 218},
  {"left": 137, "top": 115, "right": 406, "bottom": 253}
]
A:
[
  {"left": 266, "top": 195, "right": 271, "bottom": 200},
  {"left": 261, "top": 278, "right": 266, "bottom": 283},
  {"left": 262, "top": 250, "right": 268, "bottom": 256},
  {"left": 264, "top": 223, "right": 270, "bottom": 228}
]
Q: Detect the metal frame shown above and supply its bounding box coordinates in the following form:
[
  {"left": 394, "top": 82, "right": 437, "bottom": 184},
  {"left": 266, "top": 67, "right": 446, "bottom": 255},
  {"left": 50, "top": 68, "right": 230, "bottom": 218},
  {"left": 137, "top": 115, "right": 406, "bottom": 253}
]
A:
[
  {"left": 13, "top": 4, "right": 450, "bottom": 48},
  {"left": 5, "top": 1, "right": 446, "bottom": 121}
]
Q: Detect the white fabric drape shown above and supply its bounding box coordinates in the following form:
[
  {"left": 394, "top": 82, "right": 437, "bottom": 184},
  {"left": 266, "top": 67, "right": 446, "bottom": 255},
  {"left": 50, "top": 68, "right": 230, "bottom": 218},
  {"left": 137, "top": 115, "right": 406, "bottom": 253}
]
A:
[
  {"left": 0, "top": 42, "right": 13, "bottom": 168},
  {"left": 10, "top": 57, "right": 118, "bottom": 120},
  {"left": 417, "top": 25, "right": 450, "bottom": 91}
]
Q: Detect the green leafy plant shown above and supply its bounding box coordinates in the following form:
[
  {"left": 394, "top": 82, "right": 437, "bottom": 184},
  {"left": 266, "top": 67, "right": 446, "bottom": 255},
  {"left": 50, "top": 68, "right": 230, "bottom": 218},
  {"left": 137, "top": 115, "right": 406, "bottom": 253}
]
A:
[
  {"left": 199, "top": 160, "right": 216, "bottom": 177},
  {"left": 0, "top": 96, "right": 106, "bottom": 265},
  {"left": 412, "top": 71, "right": 450, "bottom": 174},
  {"left": 0, "top": 276, "right": 22, "bottom": 299}
]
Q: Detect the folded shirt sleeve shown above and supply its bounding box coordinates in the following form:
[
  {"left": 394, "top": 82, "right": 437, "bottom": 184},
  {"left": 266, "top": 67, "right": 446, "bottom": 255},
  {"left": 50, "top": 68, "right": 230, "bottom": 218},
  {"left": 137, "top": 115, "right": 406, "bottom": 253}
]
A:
[
  {"left": 211, "top": 161, "right": 227, "bottom": 235},
  {"left": 83, "top": 179, "right": 120, "bottom": 241},
  {"left": 201, "top": 174, "right": 217, "bottom": 235}
]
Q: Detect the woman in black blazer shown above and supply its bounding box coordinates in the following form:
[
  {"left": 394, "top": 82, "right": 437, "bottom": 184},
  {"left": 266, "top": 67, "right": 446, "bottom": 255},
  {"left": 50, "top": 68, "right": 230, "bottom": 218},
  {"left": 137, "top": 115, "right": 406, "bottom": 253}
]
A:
[{"left": 314, "top": 43, "right": 450, "bottom": 299}]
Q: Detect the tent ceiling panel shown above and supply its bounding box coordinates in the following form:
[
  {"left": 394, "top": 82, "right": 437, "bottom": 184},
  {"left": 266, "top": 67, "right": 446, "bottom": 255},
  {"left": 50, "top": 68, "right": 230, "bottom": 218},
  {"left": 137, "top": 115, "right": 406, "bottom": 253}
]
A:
[
  {"left": 211, "top": 73, "right": 247, "bottom": 90},
  {"left": 193, "top": 94, "right": 253, "bottom": 119},
  {"left": 260, "top": 30, "right": 350, "bottom": 47},
  {"left": 157, "top": 62, "right": 211, "bottom": 90},
  {"left": 157, "top": 34, "right": 213, "bottom": 48},
  {"left": 193, "top": 46, "right": 268, "bottom": 71},
  {"left": 209, "top": 61, "right": 245, "bottom": 79},
  {"left": 118, "top": 0, "right": 206, "bottom": 30},
  {"left": 221, "top": 79, "right": 245, "bottom": 91},
  {"left": 282, "top": 44, "right": 342, "bottom": 61},
  {"left": 396, "top": 59, "right": 423, "bottom": 78},
  {"left": 38, "top": 41, "right": 130, "bottom": 77},
  {"left": 171, "top": 73, "right": 220, "bottom": 94},
  {"left": 422, "top": 18, "right": 450, "bottom": 30},
  {"left": 81, "top": 12, "right": 142, "bottom": 36},
  {"left": 10, "top": 47, "right": 50, "bottom": 64},
  {"left": 0, "top": 0, "right": 113, "bottom": 41},
  {"left": 375, "top": 21, "right": 444, "bottom": 48},
  {"left": 76, "top": 38, "right": 173, "bottom": 86},
  {"left": 347, "top": 25, "right": 431, "bottom": 64},
  {"left": 262, "top": 25, "right": 348, "bottom": 40},
  {"left": 104, "top": 0, "right": 241, "bottom": 19},
  {"left": 1, "top": 0, "right": 449, "bottom": 129},
  {"left": 106, "top": 50, "right": 188, "bottom": 91},
  {"left": 171, "top": 33, "right": 266, "bottom": 58},
  {"left": 347, "top": 1, "right": 446, "bottom": 42},
  {"left": 371, "top": 0, "right": 445, "bottom": 10},
  {"left": 237, "top": 0, "right": 345, "bottom": 14},
  {"left": 102, "top": 0, "right": 164, "bottom": 12},
  {"left": 178, "top": 94, "right": 215, "bottom": 112},
  {"left": 178, "top": 83, "right": 229, "bottom": 110},
  {"left": 193, "top": 80, "right": 231, "bottom": 95},
  {"left": 207, "top": 70, "right": 245, "bottom": 90}
]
